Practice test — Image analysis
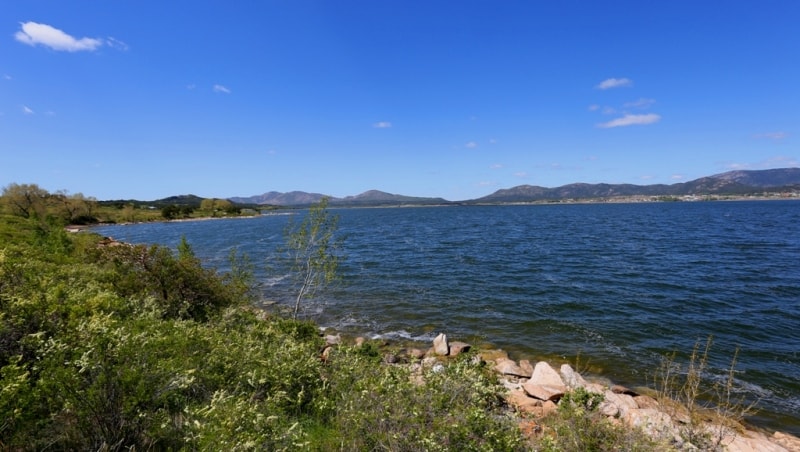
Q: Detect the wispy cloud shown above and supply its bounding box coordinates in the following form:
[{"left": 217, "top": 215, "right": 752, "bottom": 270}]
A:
[
  {"left": 671, "top": 174, "right": 684, "bottom": 180},
  {"left": 213, "top": 84, "right": 231, "bottom": 94},
  {"left": 725, "top": 156, "right": 799, "bottom": 170},
  {"left": 186, "top": 84, "right": 196, "bottom": 90},
  {"left": 597, "top": 113, "right": 661, "bottom": 128},
  {"left": 105, "top": 36, "right": 128, "bottom": 51},
  {"left": 623, "top": 98, "right": 656, "bottom": 109},
  {"left": 15, "top": 21, "right": 103, "bottom": 52},
  {"left": 372, "top": 121, "right": 392, "bottom": 128},
  {"left": 22, "top": 105, "right": 34, "bottom": 115},
  {"left": 3, "top": 74, "right": 11, "bottom": 80},
  {"left": 465, "top": 141, "right": 478, "bottom": 149},
  {"left": 754, "top": 131, "right": 788, "bottom": 141},
  {"left": 587, "top": 104, "right": 600, "bottom": 111},
  {"left": 514, "top": 172, "right": 529, "bottom": 178},
  {"left": 596, "top": 77, "right": 632, "bottom": 90},
  {"left": 490, "top": 163, "right": 503, "bottom": 169}
]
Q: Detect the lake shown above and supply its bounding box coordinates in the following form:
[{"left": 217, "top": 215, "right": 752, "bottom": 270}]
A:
[{"left": 93, "top": 200, "right": 800, "bottom": 435}]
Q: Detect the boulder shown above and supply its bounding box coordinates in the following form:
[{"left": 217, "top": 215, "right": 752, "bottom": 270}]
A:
[
  {"left": 506, "top": 388, "right": 542, "bottom": 414},
  {"left": 598, "top": 400, "right": 620, "bottom": 417},
  {"left": 622, "top": 408, "right": 679, "bottom": 443},
  {"left": 521, "top": 361, "right": 567, "bottom": 401},
  {"left": 772, "top": 431, "right": 800, "bottom": 451},
  {"left": 325, "top": 334, "right": 341, "bottom": 346},
  {"left": 604, "top": 390, "right": 638, "bottom": 418},
  {"left": 406, "top": 348, "right": 426, "bottom": 360},
  {"left": 433, "top": 333, "right": 449, "bottom": 356},
  {"left": 494, "top": 358, "right": 530, "bottom": 378},
  {"left": 519, "top": 359, "right": 534, "bottom": 376},
  {"left": 560, "top": 363, "right": 588, "bottom": 389},
  {"left": 531, "top": 361, "right": 566, "bottom": 386},
  {"left": 633, "top": 394, "right": 660, "bottom": 410},
  {"left": 611, "top": 384, "right": 639, "bottom": 396},
  {"left": 449, "top": 341, "right": 471, "bottom": 356}
]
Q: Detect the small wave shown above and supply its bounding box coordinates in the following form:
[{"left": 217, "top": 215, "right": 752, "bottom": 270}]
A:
[{"left": 372, "top": 330, "right": 437, "bottom": 343}]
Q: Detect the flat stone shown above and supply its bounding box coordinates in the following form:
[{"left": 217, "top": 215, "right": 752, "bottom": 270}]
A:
[
  {"left": 772, "top": 431, "right": 800, "bottom": 451},
  {"left": 530, "top": 361, "right": 566, "bottom": 387},
  {"left": 506, "top": 389, "right": 542, "bottom": 414},
  {"left": 406, "top": 348, "right": 426, "bottom": 360},
  {"left": 522, "top": 383, "right": 566, "bottom": 402},
  {"left": 449, "top": 341, "right": 471, "bottom": 356},
  {"left": 495, "top": 358, "right": 529, "bottom": 377},
  {"left": 633, "top": 394, "right": 660, "bottom": 410}
]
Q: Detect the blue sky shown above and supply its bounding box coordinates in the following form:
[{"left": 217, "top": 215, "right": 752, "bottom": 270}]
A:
[{"left": 2, "top": 1, "right": 798, "bottom": 201}]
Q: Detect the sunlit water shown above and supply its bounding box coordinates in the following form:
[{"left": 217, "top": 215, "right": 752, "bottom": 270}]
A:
[{"left": 93, "top": 200, "right": 800, "bottom": 435}]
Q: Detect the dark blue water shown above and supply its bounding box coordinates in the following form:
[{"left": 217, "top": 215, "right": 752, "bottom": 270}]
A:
[{"left": 93, "top": 201, "right": 800, "bottom": 435}]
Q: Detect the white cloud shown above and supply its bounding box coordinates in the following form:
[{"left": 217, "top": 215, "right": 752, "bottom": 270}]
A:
[
  {"left": 597, "top": 113, "right": 661, "bottom": 128},
  {"left": 490, "top": 163, "right": 503, "bottom": 169},
  {"left": 213, "top": 84, "right": 231, "bottom": 94},
  {"left": 755, "top": 132, "right": 788, "bottom": 140},
  {"left": 624, "top": 98, "right": 656, "bottom": 109},
  {"left": 477, "top": 181, "right": 495, "bottom": 187},
  {"left": 3, "top": 74, "right": 11, "bottom": 80},
  {"left": 22, "top": 105, "right": 34, "bottom": 115},
  {"left": 372, "top": 121, "right": 392, "bottom": 128},
  {"left": 186, "top": 84, "right": 196, "bottom": 90},
  {"left": 514, "top": 172, "right": 529, "bottom": 178},
  {"left": 465, "top": 141, "right": 478, "bottom": 149},
  {"left": 596, "top": 78, "right": 632, "bottom": 90},
  {"left": 587, "top": 104, "right": 600, "bottom": 111},
  {"left": 15, "top": 21, "right": 103, "bottom": 52},
  {"left": 671, "top": 174, "right": 684, "bottom": 180},
  {"left": 726, "top": 156, "right": 800, "bottom": 170},
  {"left": 105, "top": 37, "right": 128, "bottom": 51},
  {"left": 640, "top": 175, "right": 655, "bottom": 181}
]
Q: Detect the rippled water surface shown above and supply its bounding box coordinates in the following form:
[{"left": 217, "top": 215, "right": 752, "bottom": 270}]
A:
[{"left": 94, "top": 201, "right": 800, "bottom": 434}]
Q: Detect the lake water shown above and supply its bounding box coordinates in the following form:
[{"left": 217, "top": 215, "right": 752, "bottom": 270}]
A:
[{"left": 93, "top": 200, "right": 800, "bottom": 435}]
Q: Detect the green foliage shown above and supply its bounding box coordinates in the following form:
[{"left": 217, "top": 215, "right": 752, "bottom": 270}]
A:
[
  {"left": 313, "top": 349, "right": 527, "bottom": 451},
  {"left": 539, "top": 387, "right": 663, "bottom": 451},
  {"left": 283, "top": 197, "right": 343, "bottom": 319}
]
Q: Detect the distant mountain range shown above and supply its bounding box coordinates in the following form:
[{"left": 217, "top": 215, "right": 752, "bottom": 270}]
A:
[
  {"left": 229, "top": 190, "right": 449, "bottom": 207},
  {"left": 226, "top": 168, "right": 800, "bottom": 206}
]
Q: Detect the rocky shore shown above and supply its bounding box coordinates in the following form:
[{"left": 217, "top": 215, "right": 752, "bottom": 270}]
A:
[{"left": 323, "top": 331, "right": 800, "bottom": 452}]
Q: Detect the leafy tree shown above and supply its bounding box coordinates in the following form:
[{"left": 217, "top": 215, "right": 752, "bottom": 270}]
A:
[
  {"left": 283, "top": 197, "right": 343, "bottom": 319},
  {"left": 54, "top": 190, "right": 98, "bottom": 224},
  {"left": 1, "top": 183, "right": 50, "bottom": 219},
  {"left": 161, "top": 204, "right": 181, "bottom": 220}
]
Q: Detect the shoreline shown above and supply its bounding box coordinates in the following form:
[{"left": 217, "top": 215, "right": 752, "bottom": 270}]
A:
[{"left": 320, "top": 328, "right": 800, "bottom": 450}]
